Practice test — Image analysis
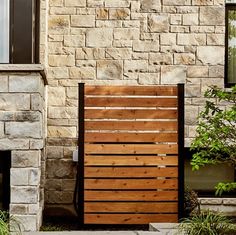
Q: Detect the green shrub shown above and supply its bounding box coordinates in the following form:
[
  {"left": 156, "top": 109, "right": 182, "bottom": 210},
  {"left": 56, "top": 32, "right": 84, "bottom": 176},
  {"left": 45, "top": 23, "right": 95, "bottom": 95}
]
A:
[
  {"left": 0, "top": 211, "right": 22, "bottom": 235},
  {"left": 178, "top": 210, "right": 236, "bottom": 235}
]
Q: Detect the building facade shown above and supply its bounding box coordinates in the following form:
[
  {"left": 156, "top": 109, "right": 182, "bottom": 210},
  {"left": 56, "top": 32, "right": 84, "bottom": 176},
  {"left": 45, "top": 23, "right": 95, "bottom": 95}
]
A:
[{"left": 0, "top": 0, "right": 235, "bottom": 231}]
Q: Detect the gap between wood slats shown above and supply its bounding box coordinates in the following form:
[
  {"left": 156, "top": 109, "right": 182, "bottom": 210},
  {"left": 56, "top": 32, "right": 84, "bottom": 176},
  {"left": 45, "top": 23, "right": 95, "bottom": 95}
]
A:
[
  {"left": 85, "top": 121, "right": 178, "bottom": 131},
  {"left": 85, "top": 109, "right": 177, "bottom": 119},
  {"left": 85, "top": 97, "right": 177, "bottom": 107},
  {"left": 84, "top": 167, "right": 178, "bottom": 178},
  {"left": 85, "top": 133, "right": 177, "bottom": 143},
  {"left": 85, "top": 144, "right": 178, "bottom": 154},
  {"left": 84, "top": 202, "right": 178, "bottom": 213},
  {"left": 85, "top": 86, "right": 177, "bottom": 96},
  {"left": 85, "top": 179, "right": 178, "bottom": 190},
  {"left": 84, "top": 214, "right": 178, "bottom": 224},
  {"left": 84, "top": 190, "right": 178, "bottom": 201},
  {"left": 84, "top": 156, "right": 178, "bottom": 166}
]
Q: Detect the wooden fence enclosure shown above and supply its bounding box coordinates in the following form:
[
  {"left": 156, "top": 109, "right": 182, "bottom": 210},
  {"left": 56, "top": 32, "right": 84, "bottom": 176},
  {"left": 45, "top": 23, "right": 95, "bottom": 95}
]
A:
[{"left": 75, "top": 84, "right": 184, "bottom": 225}]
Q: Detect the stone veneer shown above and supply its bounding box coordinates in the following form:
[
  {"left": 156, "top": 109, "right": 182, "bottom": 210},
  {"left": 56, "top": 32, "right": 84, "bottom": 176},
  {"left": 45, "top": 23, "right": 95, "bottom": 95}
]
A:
[
  {"left": 0, "top": 65, "right": 47, "bottom": 231},
  {"left": 45, "top": 0, "right": 227, "bottom": 216}
]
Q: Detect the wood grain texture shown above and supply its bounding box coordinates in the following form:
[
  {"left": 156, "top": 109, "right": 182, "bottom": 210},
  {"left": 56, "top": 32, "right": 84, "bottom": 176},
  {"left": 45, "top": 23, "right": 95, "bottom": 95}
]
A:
[
  {"left": 84, "top": 166, "right": 178, "bottom": 178},
  {"left": 85, "top": 109, "right": 177, "bottom": 119},
  {"left": 85, "top": 121, "right": 177, "bottom": 131},
  {"left": 85, "top": 156, "right": 178, "bottom": 166},
  {"left": 85, "top": 144, "right": 178, "bottom": 154},
  {"left": 85, "top": 86, "right": 177, "bottom": 96},
  {"left": 85, "top": 97, "right": 177, "bottom": 107},
  {"left": 85, "top": 179, "right": 178, "bottom": 190},
  {"left": 84, "top": 214, "right": 178, "bottom": 224},
  {"left": 85, "top": 202, "right": 178, "bottom": 213},
  {"left": 85, "top": 133, "right": 177, "bottom": 143},
  {"left": 84, "top": 190, "right": 178, "bottom": 201}
]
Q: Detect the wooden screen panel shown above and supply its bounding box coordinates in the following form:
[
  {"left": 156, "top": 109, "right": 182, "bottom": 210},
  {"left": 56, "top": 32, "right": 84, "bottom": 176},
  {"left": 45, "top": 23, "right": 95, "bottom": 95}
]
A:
[{"left": 83, "top": 85, "right": 179, "bottom": 224}]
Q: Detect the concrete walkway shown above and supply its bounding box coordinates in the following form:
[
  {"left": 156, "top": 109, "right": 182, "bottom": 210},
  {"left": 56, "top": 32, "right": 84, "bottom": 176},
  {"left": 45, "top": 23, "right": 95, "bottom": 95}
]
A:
[{"left": 23, "top": 223, "right": 180, "bottom": 235}]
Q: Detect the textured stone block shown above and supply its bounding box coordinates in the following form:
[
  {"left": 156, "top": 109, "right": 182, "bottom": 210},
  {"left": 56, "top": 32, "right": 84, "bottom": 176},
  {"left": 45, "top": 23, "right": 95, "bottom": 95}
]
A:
[
  {"left": 14, "top": 215, "right": 38, "bottom": 231},
  {"left": 133, "top": 40, "right": 159, "bottom": 52},
  {"left": 0, "top": 76, "right": 8, "bottom": 92},
  {"left": 149, "top": 53, "right": 173, "bottom": 65},
  {"left": 0, "top": 139, "right": 29, "bottom": 150},
  {"left": 48, "top": 126, "right": 77, "bottom": 138},
  {"left": 48, "top": 86, "right": 66, "bottom": 106},
  {"left": 64, "top": 35, "right": 84, "bottom": 47},
  {"left": 114, "top": 28, "right": 139, "bottom": 40},
  {"left": 183, "top": 13, "right": 198, "bottom": 25},
  {"left": 48, "top": 107, "right": 77, "bottom": 119},
  {"left": 178, "top": 33, "right": 206, "bottom": 45},
  {"left": 97, "top": 60, "right": 123, "bottom": 80},
  {"left": 140, "top": 0, "right": 161, "bottom": 12},
  {"left": 11, "top": 168, "right": 29, "bottom": 186},
  {"left": 96, "top": 8, "right": 109, "bottom": 19},
  {"left": 76, "top": 48, "right": 105, "bottom": 60},
  {"left": 161, "top": 66, "right": 186, "bottom": 84},
  {"left": 197, "top": 46, "right": 224, "bottom": 65},
  {"left": 64, "top": 0, "right": 86, "bottom": 6},
  {"left": 12, "top": 151, "right": 41, "bottom": 168},
  {"left": 174, "top": 53, "right": 195, "bottom": 65},
  {"left": 138, "top": 73, "right": 160, "bottom": 84},
  {"left": 5, "top": 122, "right": 42, "bottom": 138},
  {"left": 87, "top": 28, "right": 113, "bottom": 47},
  {"left": 148, "top": 14, "right": 169, "bottom": 32},
  {"left": 160, "top": 33, "right": 176, "bottom": 45},
  {"left": 69, "top": 67, "right": 95, "bottom": 79},
  {"left": 109, "top": 8, "right": 130, "bottom": 19},
  {"left": 0, "top": 122, "right": 4, "bottom": 138},
  {"left": 48, "top": 55, "right": 75, "bottom": 67},
  {"left": 187, "top": 65, "right": 209, "bottom": 77},
  {"left": 29, "top": 169, "right": 40, "bottom": 186},
  {"left": 0, "top": 94, "right": 30, "bottom": 111},
  {"left": 105, "top": 48, "right": 132, "bottom": 60},
  {"left": 46, "top": 159, "right": 74, "bottom": 179},
  {"left": 200, "top": 6, "right": 224, "bottom": 26},
  {"left": 11, "top": 187, "right": 38, "bottom": 203},
  {"left": 71, "top": 15, "right": 95, "bottom": 27},
  {"left": 124, "top": 60, "right": 148, "bottom": 73}
]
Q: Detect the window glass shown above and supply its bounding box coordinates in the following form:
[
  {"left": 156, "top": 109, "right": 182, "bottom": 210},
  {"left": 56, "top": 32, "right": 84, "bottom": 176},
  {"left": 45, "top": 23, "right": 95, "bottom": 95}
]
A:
[
  {"left": 0, "top": 0, "right": 9, "bottom": 63},
  {"left": 227, "top": 7, "right": 236, "bottom": 85},
  {"left": 185, "top": 159, "right": 235, "bottom": 194}
]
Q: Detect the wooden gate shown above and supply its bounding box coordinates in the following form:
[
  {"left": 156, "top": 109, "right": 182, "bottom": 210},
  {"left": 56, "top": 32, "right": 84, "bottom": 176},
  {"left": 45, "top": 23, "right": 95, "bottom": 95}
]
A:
[{"left": 75, "top": 84, "right": 184, "bottom": 225}]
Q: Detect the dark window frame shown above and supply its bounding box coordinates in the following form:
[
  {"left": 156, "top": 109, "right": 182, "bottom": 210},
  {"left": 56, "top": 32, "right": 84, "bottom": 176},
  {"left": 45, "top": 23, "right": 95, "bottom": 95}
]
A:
[
  {"left": 225, "top": 4, "right": 236, "bottom": 87},
  {"left": 1, "top": 0, "right": 40, "bottom": 64},
  {"left": 184, "top": 147, "right": 236, "bottom": 198}
]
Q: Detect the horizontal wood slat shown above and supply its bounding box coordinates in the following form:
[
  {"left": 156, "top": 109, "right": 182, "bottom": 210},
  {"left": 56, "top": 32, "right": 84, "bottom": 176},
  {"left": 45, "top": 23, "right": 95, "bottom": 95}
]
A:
[
  {"left": 85, "top": 133, "right": 177, "bottom": 143},
  {"left": 85, "top": 97, "right": 177, "bottom": 107},
  {"left": 85, "top": 121, "right": 177, "bottom": 131},
  {"left": 85, "top": 144, "right": 178, "bottom": 154},
  {"left": 85, "top": 86, "right": 177, "bottom": 96},
  {"left": 85, "top": 109, "right": 177, "bottom": 119},
  {"left": 84, "top": 190, "right": 178, "bottom": 201},
  {"left": 84, "top": 214, "right": 178, "bottom": 224},
  {"left": 81, "top": 85, "right": 180, "bottom": 225},
  {"left": 85, "top": 167, "right": 178, "bottom": 178},
  {"left": 85, "top": 202, "right": 178, "bottom": 213},
  {"left": 85, "top": 179, "right": 178, "bottom": 190},
  {"left": 85, "top": 156, "right": 178, "bottom": 166}
]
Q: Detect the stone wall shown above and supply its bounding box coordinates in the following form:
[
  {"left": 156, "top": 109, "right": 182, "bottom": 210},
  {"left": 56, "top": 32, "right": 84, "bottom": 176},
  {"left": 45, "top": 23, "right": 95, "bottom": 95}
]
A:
[
  {"left": 0, "top": 66, "right": 47, "bottom": 231},
  {"left": 45, "top": 0, "right": 225, "bottom": 215}
]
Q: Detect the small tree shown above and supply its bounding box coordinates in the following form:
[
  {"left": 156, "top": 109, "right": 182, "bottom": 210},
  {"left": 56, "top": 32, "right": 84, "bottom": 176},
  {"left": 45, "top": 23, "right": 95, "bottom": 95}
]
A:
[{"left": 190, "top": 85, "right": 236, "bottom": 195}]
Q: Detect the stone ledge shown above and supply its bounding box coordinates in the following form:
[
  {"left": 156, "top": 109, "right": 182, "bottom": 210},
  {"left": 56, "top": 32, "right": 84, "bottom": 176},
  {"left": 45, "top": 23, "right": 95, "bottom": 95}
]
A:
[{"left": 0, "top": 64, "right": 48, "bottom": 85}]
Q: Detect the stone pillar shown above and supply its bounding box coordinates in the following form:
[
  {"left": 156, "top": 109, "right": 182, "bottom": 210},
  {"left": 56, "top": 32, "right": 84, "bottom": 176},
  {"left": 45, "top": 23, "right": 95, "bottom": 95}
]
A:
[{"left": 0, "top": 65, "right": 47, "bottom": 231}]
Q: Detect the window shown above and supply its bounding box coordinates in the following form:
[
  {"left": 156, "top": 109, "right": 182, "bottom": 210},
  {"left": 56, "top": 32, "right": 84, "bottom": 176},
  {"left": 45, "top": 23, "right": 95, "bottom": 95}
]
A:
[
  {"left": 226, "top": 4, "right": 236, "bottom": 86},
  {"left": 184, "top": 148, "right": 235, "bottom": 196},
  {"left": 0, "top": 0, "right": 39, "bottom": 64}
]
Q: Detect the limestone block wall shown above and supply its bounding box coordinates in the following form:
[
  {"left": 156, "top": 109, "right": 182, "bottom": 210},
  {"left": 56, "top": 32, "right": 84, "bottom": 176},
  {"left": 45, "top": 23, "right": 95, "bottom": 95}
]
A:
[
  {"left": 0, "top": 67, "right": 47, "bottom": 231},
  {"left": 45, "top": 0, "right": 225, "bottom": 215}
]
